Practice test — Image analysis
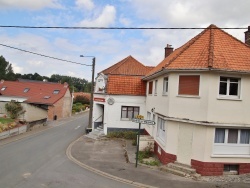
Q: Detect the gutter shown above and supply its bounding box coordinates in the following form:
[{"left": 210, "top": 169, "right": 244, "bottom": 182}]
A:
[
  {"left": 143, "top": 68, "right": 250, "bottom": 81},
  {"left": 155, "top": 112, "right": 250, "bottom": 128}
]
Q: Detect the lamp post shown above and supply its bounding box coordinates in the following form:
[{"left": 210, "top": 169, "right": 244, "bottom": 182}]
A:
[{"left": 80, "top": 55, "right": 95, "bottom": 131}]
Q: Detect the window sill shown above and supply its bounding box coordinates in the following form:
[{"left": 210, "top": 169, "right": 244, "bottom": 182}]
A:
[
  {"left": 121, "top": 118, "right": 131, "bottom": 121},
  {"left": 211, "top": 154, "right": 250, "bottom": 158},
  {"left": 177, "top": 95, "right": 200, "bottom": 99},
  {"left": 217, "top": 97, "right": 242, "bottom": 101},
  {"left": 154, "top": 94, "right": 157, "bottom": 96},
  {"left": 162, "top": 93, "right": 168, "bottom": 96}
]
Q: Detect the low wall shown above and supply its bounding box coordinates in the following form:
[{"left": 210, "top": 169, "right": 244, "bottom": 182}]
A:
[{"left": 0, "top": 125, "right": 27, "bottom": 140}]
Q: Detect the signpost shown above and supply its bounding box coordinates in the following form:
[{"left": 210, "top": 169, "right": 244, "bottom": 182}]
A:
[{"left": 132, "top": 115, "right": 155, "bottom": 168}]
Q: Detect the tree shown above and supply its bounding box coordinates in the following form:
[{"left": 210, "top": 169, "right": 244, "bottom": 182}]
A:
[
  {"left": 74, "top": 95, "right": 90, "bottom": 105},
  {"left": 0, "top": 56, "right": 15, "bottom": 80},
  {"left": 5, "top": 101, "right": 24, "bottom": 119}
]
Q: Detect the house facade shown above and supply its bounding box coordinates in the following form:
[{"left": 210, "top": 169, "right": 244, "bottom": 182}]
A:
[
  {"left": 0, "top": 79, "right": 72, "bottom": 122},
  {"left": 143, "top": 25, "right": 250, "bottom": 175},
  {"left": 93, "top": 56, "right": 153, "bottom": 134}
]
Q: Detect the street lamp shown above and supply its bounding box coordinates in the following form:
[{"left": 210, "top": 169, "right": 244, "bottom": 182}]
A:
[{"left": 80, "top": 55, "right": 95, "bottom": 131}]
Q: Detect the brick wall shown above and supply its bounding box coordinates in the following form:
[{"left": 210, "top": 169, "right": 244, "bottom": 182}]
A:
[
  {"left": 48, "top": 90, "right": 72, "bottom": 120},
  {"left": 154, "top": 142, "right": 176, "bottom": 165},
  {"left": 191, "top": 159, "right": 250, "bottom": 176}
]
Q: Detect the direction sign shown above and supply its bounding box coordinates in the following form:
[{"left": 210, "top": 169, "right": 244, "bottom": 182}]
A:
[{"left": 132, "top": 118, "right": 155, "bottom": 125}]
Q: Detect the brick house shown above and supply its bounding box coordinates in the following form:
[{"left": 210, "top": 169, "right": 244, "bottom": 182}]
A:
[
  {"left": 143, "top": 24, "right": 250, "bottom": 176},
  {"left": 0, "top": 79, "right": 72, "bottom": 122},
  {"left": 92, "top": 55, "right": 153, "bottom": 134}
]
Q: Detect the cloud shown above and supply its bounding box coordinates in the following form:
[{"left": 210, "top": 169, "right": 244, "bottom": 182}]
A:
[
  {"left": 12, "top": 63, "right": 23, "bottom": 73},
  {"left": 28, "top": 60, "right": 44, "bottom": 66},
  {"left": 0, "top": 0, "right": 62, "bottom": 10},
  {"left": 79, "top": 5, "right": 116, "bottom": 27},
  {"left": 75, "top": 0, "right": 94, "bottom": 10}
]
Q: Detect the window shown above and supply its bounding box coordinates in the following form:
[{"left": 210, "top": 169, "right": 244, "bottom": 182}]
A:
[
  {"left": 214, "top": 128, "right": 250, "bottom": 144},
  {"left": 44, "top": 96, "right": 51, "bottom": 99},
  {"left": 1, "top": 86, "right": 6, "bottom": 91},
  {"left": 163, "top": 77, "right": 168, "bottom": 95},
  {"left": 154, "top": 80, "right": 158, "bottom": 95},
  {"left": 152, "top": 114, "right": 155, "bottom": 122},
  {"left": 219, "top": 77, "right": 240, "bottom": 98},
  {"left": 121, "top": 106, "right": 139, "bottom": 120},
  {"left": 178, "top": 75, "right": 200, "bottom": 96},
  {"left": 157, "top": 117, "right": 165, "bottom": 141},
  {"left": 148, "top": 81, "right": 153, "bottom": 95},
  {"left": 53, "top": 90, "right": 60, "bottom": 94},
  {"left": 23, "top": 88, "right": 29, "bottom": 93},
  {"left": 147, "top": 112, "right": 151, "bottom": 120}
]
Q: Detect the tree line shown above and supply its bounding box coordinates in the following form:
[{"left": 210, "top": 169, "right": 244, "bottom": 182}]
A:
[{"left": 0, "top": 55, "right": 91, "bottom": 92}]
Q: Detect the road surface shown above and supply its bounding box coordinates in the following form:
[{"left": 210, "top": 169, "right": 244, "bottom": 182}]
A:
[{"left": 0, "top": 113, "right": 135, "bottom": 188}]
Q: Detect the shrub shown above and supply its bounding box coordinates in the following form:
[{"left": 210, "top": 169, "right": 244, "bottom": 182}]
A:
[
  {"left": 5, "top": 101, "right": 24, "bottom": 119},
  {"left": 107, "top": 131, "right": 137, "bottom": 140}
]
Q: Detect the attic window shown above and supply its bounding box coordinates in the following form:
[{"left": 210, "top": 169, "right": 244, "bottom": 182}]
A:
[
  {"left": 53, "top": 90, "right": 60, "bottom": 94},
  {"left": 23, "top": 88, "right": 30, "bottom": 93},
  {"left": 1, "top": 86, "right": 6, "bottom": 91},
  {"left": 44, "top": 96, "right": 51, "bottom": 99}
]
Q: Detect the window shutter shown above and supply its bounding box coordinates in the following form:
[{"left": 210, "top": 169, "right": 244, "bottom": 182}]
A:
[
  {"left": 148, "top": 81, "right": 153, "bottom": 94},
  {"left": 178, "top": 75, "right": 200, "bottom": 95}
]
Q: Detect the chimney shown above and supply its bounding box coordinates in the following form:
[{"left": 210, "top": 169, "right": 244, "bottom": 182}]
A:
[
  {"left": 245, "top": 26, "right": 250, "bottom": 46},
  {"left": 164, "top": 44, "right": 173, "bottom": 58},
  {"left": 0, "top": 79, "right": 4, "bottom": 84}
]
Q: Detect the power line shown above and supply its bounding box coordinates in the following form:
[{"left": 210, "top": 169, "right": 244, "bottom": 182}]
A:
[
  {"left": 0, "top": 25, "right": 248, "bottom": 30},
  {"left": 0, "top": 43, "right": 92, "bottom": 66}
]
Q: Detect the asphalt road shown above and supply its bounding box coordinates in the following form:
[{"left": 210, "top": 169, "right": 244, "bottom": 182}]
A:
[{"left": 0, "top": 113, "right": 135, "bottom": 188}]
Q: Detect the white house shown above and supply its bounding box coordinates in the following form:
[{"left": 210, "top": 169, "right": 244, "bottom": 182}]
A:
[
  {"left": 92, "top": 56, "right": 153, "bottom": 134},
  {"left": 143, "top": 25, "right": 250, "bottom": 176}
]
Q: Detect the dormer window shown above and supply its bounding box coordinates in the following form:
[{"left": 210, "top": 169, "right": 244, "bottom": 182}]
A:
[
  {"left": 44, "top": 96, "right": 51, "bottom": 99},
  {"left": 53, "top": 90, "right": 60, "bottom": 94},
  {"left": 1, "top": 86, "right": 6, "bottom": 91},
  {"left": 23, "top": 88, "right": 30, "bottom": 93}
]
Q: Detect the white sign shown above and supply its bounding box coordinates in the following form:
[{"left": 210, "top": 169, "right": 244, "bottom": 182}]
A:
[{"left": 132, "top": 119, "right": 155, "bottom": 125}]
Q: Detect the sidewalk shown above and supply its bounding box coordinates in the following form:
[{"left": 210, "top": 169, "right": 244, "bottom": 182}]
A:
[{"left": 70, "top": 136, "right": 245, "bottom": 188}]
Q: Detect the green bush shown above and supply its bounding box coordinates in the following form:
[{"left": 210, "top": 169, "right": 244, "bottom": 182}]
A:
[
  {"left": 5, "top": 101, "right": 24, "bottom": 119},
  {"left": 107, "top": 131, "right": 137, "bottom": 140}
]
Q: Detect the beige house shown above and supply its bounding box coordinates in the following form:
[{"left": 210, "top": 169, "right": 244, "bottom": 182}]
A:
[{"left": 143, "top": 25, "right": 250, "bottom": 176}]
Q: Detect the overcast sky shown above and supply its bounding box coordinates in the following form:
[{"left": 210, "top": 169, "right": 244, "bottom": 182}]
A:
[{"left": 0, "top": 0, "right": 249, "bottom": 81}]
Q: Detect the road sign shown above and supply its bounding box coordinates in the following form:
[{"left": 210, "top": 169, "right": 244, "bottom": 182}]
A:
[{"left": 132, "top": 118, "right": 155, "bottom": 125}]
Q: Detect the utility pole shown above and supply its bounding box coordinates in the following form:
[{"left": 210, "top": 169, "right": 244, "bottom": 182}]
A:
[{"left": 89, "top": 57, "right": 95, "bottom": 129}]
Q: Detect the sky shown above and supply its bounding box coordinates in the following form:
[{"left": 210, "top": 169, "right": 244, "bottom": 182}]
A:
[{"left": 0, "top": 0, "right": 249, "bottom": 81}]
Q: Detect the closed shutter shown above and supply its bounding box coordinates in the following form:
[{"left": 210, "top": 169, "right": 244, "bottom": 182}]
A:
[{"left": 178, "top": 75, "right": 200, "bottom": 95}]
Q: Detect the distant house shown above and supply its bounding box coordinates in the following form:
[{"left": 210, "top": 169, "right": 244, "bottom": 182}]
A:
[
  {"left": 93, "top": 56, "right": 153, "bottom": 134},
  {"left": 0, "top": 79, "right": 72, "bottom": 123},
  {"left": 143, "top": 25, "right": 250, "bottom": 176}
]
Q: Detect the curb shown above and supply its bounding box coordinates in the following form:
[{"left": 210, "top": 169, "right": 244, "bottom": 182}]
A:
[
  {"left": 66, "top": 136, "right": 157, "bottom": 188},
  {"left": 0, "top": 112, "right": 88, "bottom": 147}
]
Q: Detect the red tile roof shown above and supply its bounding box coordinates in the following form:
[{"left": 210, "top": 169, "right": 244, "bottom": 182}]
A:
[
  {"left": 0, "top": 80, "right": 69, "bottom": 105},
  {"left": 107, "top": 75, "right": 147, "bottom": 96},
  {"left": 99, "top": 56, "right": 152, "bottom": 96},
  {"left": 146, "top": 24, "right": 250, "bottom": 77},
  {"left": 101, "top": 55, "right": 153, "bottom": 76}
]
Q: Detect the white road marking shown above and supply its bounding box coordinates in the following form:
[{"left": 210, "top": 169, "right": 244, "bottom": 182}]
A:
[
  {"left": 75, "top": 126, "right": 81, "bottom": 130},
  {"left": 22, "top": 172, "right": 31, "bottom": 178}
]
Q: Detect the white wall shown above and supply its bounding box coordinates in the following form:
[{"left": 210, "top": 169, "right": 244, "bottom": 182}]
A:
[
  {"left": 93, "top": 94, "right": 146, "bottom": 134},
  {"left": 22, "top": 103, "right": 48, "bottom": 122},
  {"left": 146, "top": 72, "right": 250, "bottom": 125}
]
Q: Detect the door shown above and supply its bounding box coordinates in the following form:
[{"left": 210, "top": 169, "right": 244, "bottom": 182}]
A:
[{"left": 177, "top": 124, "right": 193, "bottom": 165}]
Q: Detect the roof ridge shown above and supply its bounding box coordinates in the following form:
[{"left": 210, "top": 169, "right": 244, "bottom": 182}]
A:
[
  {"left": 165, "top": 25, "right": 214, "bottom": 68},
  {"left": 208, "top": 26, "right": 215, "bottom": 68},
  {"left": 101, "top": 56, "right": 131, "bottom": 74},
  {"left": 108, "top": 55, "right": 137, "bottom": 74}
]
